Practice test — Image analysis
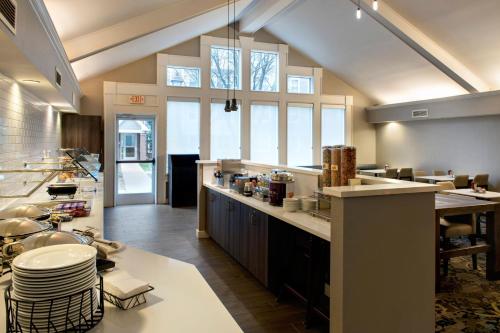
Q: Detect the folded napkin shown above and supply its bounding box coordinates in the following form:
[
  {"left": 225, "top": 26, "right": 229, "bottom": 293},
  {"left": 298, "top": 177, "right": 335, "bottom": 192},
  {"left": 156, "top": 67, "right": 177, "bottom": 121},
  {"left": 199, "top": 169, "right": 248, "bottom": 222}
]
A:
[
  {"left": 92, "top": 239, "right": 126, "bottom": 258},
  {"left": 104, "top": 271, "right": 150, "bottom": 299}
]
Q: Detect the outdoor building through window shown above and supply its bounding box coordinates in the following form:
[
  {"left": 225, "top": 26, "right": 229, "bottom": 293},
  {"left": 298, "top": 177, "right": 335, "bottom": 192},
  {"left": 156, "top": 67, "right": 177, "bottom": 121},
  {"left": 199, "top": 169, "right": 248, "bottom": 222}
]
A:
[
  {"left": 287, "top": 75, "right": 314, "bottom": 94},
  {"left": 210, "top": 46, "right": 241, "bottom": 90},
  {"left": 167, "top": 66, "right": 201, "bottom": 87},
  {"left": 251, "top": 50, "right": 279, "bottom": 92}
]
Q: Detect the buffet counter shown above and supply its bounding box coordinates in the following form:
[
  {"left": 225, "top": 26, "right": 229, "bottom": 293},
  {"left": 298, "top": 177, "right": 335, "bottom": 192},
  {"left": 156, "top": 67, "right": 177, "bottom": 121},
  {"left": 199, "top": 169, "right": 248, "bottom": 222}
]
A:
[{"left": 0, "top": 175, "right": 243, "bottom": 333}]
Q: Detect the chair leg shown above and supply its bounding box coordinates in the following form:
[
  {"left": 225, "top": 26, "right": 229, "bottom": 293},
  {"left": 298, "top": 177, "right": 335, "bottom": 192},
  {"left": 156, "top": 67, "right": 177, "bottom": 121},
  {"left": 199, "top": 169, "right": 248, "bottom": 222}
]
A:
[
  {"left": 476, "top": 214, "right": 482, "bottom": 238},
  {"left": 469, "top": 235, "right": 478, "bottom": 270},
  {"left": 443, "top": 237, "right": 450, "bottom": 276}
]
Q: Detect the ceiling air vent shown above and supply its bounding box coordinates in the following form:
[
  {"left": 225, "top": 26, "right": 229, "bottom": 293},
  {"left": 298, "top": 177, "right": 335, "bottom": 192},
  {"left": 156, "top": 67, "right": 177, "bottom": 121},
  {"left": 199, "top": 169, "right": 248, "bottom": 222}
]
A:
[
  {"left": 411, "top": 109, "right": 429, "bottom": 119},
  {"left": 55, "top": 68, "right": 62, "bottom": 87},
  {"left": 0, "top": 0, "right": 16, "bottom": 34}
]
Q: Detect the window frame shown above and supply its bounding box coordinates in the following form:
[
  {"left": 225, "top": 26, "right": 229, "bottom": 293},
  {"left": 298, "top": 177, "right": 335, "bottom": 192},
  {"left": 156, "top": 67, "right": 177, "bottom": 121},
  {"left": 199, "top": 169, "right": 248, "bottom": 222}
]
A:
[
  {"left": 250, "top": 101, "right": 280, "bottom": 164},
  {"left": 166, "top": 65, "right": 201, "bottom": 88},
  {"left": 250, "top": 49, "right": 280, "bottom": 93},
  {"left": 286, "top": 102, "right": 314, "bottom": 167},
  {"left": 287, "top": 75, "right": 314, "bottom": 95},
  {"left": 210, "top": 45, "right": 243, "bottom": 91}
]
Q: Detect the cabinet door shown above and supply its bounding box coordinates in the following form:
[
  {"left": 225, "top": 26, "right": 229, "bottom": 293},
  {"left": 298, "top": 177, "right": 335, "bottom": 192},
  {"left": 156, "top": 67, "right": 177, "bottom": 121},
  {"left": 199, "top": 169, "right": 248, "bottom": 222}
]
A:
[
  {"left": 206, "top": 189, "right": 217, "bottom": 240},
  {"left": 239, "top": 205, "right": 251, "bottom": 269},
  {"left": 227, "top": 199, "right": 241, "bottom": 260},
  {"left": 249, "top": 209, "right": 269, "bottom": 286},
  {"left": 218, "top": 195, "right": 231, "bottom": 250}
]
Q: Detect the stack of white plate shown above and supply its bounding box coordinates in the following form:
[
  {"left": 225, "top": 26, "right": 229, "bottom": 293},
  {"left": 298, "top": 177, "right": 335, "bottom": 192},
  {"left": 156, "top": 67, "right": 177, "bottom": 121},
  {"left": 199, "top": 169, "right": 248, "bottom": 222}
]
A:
[
  {"left": 11, "top": 244, "right": 98, "bottom": 332},
  {"left": 301, "top": 198, "right": 318, "bottom": 211},
  {"left": 283, "top": 198, "right": 300, "bottom": 212}
]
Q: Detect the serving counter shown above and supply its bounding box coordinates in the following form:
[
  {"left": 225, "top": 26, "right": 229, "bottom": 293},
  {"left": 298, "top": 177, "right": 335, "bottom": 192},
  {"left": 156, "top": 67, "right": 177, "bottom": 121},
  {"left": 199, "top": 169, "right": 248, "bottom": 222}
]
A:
[{"left": 0, "top": 174, "right": 243, "bottom": 333}]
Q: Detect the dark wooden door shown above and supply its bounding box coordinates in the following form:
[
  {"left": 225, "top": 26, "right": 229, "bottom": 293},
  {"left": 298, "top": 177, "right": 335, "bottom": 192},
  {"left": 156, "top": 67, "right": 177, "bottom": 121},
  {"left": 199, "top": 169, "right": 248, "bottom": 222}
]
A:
[
  {"left": 206, "top": 189, "right": 218, "bottom": 240},
  {"left": 239, "top": 204, "right": 251, "bottom": 269}
]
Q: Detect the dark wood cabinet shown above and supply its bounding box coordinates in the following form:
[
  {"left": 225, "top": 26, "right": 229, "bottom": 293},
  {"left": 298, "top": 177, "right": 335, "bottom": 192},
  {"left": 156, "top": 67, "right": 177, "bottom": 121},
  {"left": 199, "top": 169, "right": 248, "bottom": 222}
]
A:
[{"left": 248, "top": 209, "right": 268, "bottom": 286}]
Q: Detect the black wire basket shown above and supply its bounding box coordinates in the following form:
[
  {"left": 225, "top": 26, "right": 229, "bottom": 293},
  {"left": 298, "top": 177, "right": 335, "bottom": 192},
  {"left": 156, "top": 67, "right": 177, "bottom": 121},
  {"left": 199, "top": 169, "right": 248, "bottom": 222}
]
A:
[
  {"left": 98, "top": 285, "right": 154, "bottom": 310},
  {"left": 4, "top": 275, "right": 104, "bottom": 333}
]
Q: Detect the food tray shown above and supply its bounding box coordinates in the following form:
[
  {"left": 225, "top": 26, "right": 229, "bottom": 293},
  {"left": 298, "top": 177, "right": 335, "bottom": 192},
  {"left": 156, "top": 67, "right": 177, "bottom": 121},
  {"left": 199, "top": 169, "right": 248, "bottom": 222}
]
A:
[{"left": 98, "top": 285, "right": 154, "bottom": 310}]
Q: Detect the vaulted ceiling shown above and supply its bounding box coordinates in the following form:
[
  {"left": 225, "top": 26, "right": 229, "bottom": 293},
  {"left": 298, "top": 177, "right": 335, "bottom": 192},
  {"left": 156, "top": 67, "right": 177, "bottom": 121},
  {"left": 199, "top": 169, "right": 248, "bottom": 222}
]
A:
[{"left": 44, "top": 0, "right": 500, "bottom": 106}]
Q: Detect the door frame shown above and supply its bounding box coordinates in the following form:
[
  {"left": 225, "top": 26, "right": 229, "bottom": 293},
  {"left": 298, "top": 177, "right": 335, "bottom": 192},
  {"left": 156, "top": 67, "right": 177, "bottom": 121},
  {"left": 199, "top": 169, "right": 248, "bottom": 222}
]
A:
[{"left": 114, "top": 114, "right": 157, "bottom": 206}]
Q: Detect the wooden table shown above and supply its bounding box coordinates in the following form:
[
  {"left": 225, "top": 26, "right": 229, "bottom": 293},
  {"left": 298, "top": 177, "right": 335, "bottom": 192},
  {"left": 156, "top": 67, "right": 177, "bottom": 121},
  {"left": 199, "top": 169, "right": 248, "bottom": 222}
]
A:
[
  {"left": 443, "top": 189, "right": 500, "bottom": 202},
  {"left": 358, "top": 169, "right": 388, "bottom": 177},
  {"left": 435, "top": 194, "right": 500, "bottom": 290},
  {"left": 417, "top": 175, "right": 474, "bottom": 184}
]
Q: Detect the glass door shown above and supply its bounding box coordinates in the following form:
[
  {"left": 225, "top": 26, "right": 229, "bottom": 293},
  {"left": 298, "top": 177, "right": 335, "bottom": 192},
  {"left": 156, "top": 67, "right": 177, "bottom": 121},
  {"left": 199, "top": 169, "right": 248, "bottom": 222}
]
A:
[{"left": 115, "top": 116, "right": 155, "bottom": 205}]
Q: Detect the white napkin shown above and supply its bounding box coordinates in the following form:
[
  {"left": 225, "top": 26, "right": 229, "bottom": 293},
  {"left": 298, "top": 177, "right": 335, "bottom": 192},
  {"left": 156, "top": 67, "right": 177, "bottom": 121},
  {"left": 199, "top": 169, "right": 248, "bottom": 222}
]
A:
[{"left": 104, "top": 271, "right": 150, "bottom": 299}]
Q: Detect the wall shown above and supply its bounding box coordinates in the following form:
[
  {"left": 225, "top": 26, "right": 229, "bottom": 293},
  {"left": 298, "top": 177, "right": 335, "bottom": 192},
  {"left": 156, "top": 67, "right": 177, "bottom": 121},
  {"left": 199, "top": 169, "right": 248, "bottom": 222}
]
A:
[
  {"left": 0, "top": 75, "right": 62, "bottom": 207},
  {"left": 376, "top": 115, "right": 500, "bottom": 189},
  {"left": 79, "top": 27, "right": 376, "bottom": 163}
]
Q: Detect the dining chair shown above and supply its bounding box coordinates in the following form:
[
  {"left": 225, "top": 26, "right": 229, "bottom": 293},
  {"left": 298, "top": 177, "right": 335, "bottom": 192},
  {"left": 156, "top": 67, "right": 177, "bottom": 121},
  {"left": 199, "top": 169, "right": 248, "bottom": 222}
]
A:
[
  {"left": 453, "top": 175, "right": 470, "bottom": 189},
  {"left": 436, "top": 181, "right": 478, "bottom": 275},
  {"left": 433, "top": 170, "right": 446, "bottom": 176},
  {"left": 398, "top": 168, "right": 413, "bottom": 181},
  {"left": 384, "top": 168, "right": 398, "bottom": 179},
  {"left": 414, "top": 170, "right": 426, "bottom": 177},
  {"left": 474, "top": 174, "right": 489, "bottom": 190}
]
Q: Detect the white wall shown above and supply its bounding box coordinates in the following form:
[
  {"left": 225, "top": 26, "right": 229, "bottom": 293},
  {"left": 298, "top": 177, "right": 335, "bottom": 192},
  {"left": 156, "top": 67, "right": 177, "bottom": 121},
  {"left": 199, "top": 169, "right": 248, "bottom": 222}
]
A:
[
  {"left": 376, "top": 115, "right": 500, "bottom": 189},
  {"left": 0, "top": 75, "right": 62, "bottom": 207}
]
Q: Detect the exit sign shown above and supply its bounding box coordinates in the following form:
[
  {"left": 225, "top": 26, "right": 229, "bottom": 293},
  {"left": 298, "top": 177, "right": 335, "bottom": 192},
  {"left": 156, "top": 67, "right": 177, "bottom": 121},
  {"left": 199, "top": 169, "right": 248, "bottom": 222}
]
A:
[{"left": 129, "top": 95, "right": 145, "bottom": 104}]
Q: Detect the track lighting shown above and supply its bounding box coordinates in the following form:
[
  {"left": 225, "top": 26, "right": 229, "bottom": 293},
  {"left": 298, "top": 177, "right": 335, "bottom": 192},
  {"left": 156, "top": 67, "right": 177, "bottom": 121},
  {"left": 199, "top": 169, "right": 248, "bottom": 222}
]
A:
[
  {"left": 372, "top": 0, "right": 378, "bottom": 11},
  {"left": 356, "top": 6, "right": 361, "bottom": 19}
]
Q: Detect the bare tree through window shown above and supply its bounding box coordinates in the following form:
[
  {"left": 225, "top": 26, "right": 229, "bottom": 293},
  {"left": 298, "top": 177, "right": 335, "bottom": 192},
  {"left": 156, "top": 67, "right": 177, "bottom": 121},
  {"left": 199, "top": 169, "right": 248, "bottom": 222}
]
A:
[{"left": 251, "top": 51, "right": 279, "bottom": 92}]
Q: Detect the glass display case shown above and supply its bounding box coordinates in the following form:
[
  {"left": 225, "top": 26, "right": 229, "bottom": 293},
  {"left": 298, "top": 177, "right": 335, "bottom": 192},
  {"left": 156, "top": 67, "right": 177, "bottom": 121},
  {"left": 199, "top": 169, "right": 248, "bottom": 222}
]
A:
[{"left": 0, "top": 148, "right": 100, "bottom": 199}]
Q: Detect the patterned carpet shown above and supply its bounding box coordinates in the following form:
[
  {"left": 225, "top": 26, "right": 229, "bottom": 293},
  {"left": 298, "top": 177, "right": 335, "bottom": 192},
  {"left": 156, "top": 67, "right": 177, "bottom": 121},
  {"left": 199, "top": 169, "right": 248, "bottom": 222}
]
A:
[{"left": 436, "top": 253, "right": 500, "bottom": 332}]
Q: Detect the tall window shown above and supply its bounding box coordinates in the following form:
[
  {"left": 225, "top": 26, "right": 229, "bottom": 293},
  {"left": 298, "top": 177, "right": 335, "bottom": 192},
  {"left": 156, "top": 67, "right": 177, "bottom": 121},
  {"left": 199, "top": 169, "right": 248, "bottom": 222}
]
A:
[
  {"left": 251, "top": 50, "right": 279, "bottom": 92},
  {"left": 251, "top": 103, "right": 279, "bottom": 164},
  {"left": 287, "top": 75, "right": 314, "bottom": 94},
  {"left": 321, "top": 106, "right": 345, "bottom": 148},
  {"left": 287, "top": 104, "right": 313, "bottom": 166},
  {"left": 210, "top": 101, "right": 241, "bottom": 160},
  {"left": 166, "top": 99, "right": 200, "bottom": 164},
  {"left": 210, "top": 47, "right": 241, "bottom": 90},
  {"left": 167, "top": 66, "right": 201, "bottom": 87}
]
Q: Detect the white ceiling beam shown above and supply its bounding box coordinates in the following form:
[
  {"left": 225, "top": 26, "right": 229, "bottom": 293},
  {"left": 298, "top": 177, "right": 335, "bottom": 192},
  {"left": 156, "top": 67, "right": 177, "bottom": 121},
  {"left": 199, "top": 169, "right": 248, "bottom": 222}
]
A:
[
  {"left": 353, "top": 0, "right": 489, "bottom": 93},
  {"left": 239, "top": 0, "right": 299, "bottom": 34},
  {"left": 71, "top": 0, "right": 254, "bottom": 81},
  {"left": 65, "top": 0, "right": 247, "bottom": 62}
]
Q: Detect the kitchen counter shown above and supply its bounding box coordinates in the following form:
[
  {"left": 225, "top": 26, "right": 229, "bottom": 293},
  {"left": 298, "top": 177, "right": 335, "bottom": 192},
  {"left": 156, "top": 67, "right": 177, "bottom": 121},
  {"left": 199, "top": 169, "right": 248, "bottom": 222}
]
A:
[
  {"left": 0, "top": 174, "right": 243, "bottom": 333},
  {"left": 204, "top": 182, "right": 331, "bottom": 241}
]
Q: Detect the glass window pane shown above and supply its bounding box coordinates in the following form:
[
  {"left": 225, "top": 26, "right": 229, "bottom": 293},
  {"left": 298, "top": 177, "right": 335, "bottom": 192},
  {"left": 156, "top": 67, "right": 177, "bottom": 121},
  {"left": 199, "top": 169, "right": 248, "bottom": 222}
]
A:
[
  {"left": 167, "top": 100, "right": 200, "bottom": 160},
  {"left": 210, "top": 102, "right": 241, "bottom": 159},
  {"left": 251, "top": 103, "right": 279, "bottom": 164},
  {"left": 321, "top": 106, "right": 345, "bottom": 148},
  {"left": 210, "top": 47, "right": 241, "bottom": 90},
  {"left": 251, "top": 51, "right": 279, "bottom": 92},
  {"left": 287, "top": 75, "right": 314, "bottom": 94},
  {"left": 167, "top": 66, "right": 201, "bottom": 87},
  {"left": 287, "top": 104, "right": 313, "bottom": 166}
]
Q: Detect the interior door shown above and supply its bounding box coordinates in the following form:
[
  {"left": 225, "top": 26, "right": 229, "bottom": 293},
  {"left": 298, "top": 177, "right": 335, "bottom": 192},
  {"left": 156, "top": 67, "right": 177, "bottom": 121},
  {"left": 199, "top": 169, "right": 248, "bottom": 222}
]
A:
[{"left": 115, "top": 116, "right": 156, "bottom": 205}]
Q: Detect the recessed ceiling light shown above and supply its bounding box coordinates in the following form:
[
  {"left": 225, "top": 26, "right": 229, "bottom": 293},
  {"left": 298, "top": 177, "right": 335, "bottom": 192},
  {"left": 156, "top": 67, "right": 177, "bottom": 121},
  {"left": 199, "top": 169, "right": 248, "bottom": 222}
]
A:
[{"left": 21, "top": 79, "right": 41, "bottom": 84}]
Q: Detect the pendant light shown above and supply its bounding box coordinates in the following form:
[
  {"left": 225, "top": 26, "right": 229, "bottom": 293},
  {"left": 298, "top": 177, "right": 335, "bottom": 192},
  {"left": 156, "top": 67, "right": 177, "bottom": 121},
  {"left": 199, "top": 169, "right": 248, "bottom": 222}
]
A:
[
  {"left": 230, "top": 0, "right": 238, "bottom": 112},
  {"left": 224, "top": 0, "right": 231, "bottom": 112},
  {"left": 372, "top": 0, "right": 379, "bottom": 11}
]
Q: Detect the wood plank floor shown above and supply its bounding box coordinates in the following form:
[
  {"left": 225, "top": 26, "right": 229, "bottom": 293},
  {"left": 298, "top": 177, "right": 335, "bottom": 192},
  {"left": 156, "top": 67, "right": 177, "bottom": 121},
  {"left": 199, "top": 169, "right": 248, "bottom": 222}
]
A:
[{"left": 104, "top": 204, "right": 328, "bottom": 333}]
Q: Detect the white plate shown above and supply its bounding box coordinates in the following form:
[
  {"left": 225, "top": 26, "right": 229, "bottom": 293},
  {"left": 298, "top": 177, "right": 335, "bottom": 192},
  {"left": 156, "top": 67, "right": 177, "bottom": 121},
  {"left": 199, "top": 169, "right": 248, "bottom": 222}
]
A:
[
  {"left": 12, "top": 245, "right": 96, "bottom": 271},
  {"left": 13, "top": 276, "right": 97, "bottom": 301},
  {"left": 12, "top": 257, "right": 95, "bottom": 274}
]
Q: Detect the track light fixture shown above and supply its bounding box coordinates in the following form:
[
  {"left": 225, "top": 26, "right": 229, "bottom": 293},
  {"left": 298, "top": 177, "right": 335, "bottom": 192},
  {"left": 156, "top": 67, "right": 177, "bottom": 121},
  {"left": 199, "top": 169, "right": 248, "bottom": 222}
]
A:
[
  {"left": 356, "top": 6, "right": 361, "bottom": 19},
  {"left": 372, "top": 0, "right": 378, "bottom": 11}
]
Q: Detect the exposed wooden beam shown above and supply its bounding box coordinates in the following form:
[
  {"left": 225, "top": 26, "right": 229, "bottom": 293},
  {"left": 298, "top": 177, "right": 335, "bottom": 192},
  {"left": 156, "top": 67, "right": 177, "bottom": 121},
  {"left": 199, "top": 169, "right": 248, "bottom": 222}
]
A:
[
  {"left": 349, "top": 0, "right": 489, "bottom": 93},
  {"left": 239, "top": 0, "right": 299, "bottom": 34}
]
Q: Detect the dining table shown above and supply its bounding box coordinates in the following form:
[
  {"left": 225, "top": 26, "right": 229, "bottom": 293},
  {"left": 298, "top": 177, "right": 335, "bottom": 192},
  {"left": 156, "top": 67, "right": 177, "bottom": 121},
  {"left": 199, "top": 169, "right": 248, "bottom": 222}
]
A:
[
  {"left": 435, "top": 194, "right": 500, "bottom": 291},
  {"left": 443, "top": 188, "right": 500, "bottom": 202},
  {"left": 417, "top": 175, "right": 474, "bottom": 184}
]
